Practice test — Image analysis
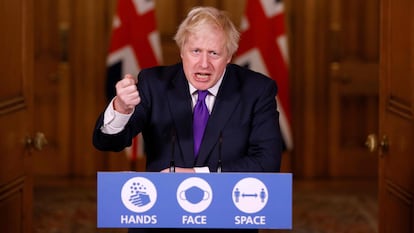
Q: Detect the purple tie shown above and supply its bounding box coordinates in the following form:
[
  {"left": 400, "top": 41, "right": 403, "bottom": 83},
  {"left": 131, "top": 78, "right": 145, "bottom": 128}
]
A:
[{"left": 193, "top": 90, "right": 209, "bottom": 156}]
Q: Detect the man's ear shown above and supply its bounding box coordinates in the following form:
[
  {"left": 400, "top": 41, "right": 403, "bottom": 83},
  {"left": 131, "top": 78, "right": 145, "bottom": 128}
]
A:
[{"left": 226, "top": 56, "right": 232, "bottom": 64}]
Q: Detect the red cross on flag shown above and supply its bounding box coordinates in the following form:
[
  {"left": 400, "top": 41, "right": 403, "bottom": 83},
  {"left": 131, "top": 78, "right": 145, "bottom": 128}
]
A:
[
  {"left": 233, "top": 0, "right": 293, "bottom": 150},
  {"left": 106, "top": 0, "right": 162, "bottom": 161}
]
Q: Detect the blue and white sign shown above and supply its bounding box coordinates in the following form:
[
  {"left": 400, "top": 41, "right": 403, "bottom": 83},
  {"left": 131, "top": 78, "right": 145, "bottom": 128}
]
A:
[{"left": 97, "top": 172, "right": 292, "bottom": 229}]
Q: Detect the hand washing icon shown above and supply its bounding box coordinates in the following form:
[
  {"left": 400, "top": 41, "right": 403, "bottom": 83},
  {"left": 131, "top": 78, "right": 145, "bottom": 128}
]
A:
[
  {"left": 121, "top": 177, "right": 157, "bottom": 213},
  {"left": 176, "top": 177, "right": 213, "bottom": 213},
  {"left": 179, "top": 186, "right": 210, "bottom": 204},
  {"left": 129, "top": 182, "right": 151, "bottom": 207}
]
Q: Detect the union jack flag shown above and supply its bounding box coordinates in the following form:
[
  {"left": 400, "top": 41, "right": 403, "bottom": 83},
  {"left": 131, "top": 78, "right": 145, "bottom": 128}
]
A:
[
  {"left": 106, "top": 0, "right": 162, "bottom": 161},
  {"left": 233, "top": 0, "right": 293, "bottom": 150}
]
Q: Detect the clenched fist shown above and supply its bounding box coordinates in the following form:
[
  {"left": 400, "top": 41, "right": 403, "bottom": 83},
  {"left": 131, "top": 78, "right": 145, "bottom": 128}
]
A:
[{"left": 113, "top": 74, "right": 141, "bottom": 114}]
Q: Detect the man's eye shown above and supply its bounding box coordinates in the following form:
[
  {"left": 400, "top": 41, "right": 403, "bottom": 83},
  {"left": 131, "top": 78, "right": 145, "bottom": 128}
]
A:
[{"left": 210, "top": 51, "right": 220, "bottom": 57}]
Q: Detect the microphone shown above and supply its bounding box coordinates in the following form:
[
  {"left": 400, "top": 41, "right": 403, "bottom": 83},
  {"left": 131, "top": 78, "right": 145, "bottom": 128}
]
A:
[
  {"left": 217, "top": 131, "right": 223, "bottom": 173},
  {"left": 169, "top": 127, "right": 176, "bottom": 173}
]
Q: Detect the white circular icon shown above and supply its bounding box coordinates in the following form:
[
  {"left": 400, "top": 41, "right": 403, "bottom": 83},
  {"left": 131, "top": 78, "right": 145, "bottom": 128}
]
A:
[
  {"left": 121, "top": 177, "right": 157, "bottom": 213},
  {"left": 232, "top": 177, "right": 268, "bottom": 213},
  {"left": 176, "top": 177, "right": 213, "bottom": 213}
]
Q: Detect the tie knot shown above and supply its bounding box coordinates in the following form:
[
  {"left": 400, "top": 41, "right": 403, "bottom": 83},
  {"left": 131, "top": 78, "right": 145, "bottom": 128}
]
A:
[{"left": 197, "top": 90, "right": 209, "bottom": 101}]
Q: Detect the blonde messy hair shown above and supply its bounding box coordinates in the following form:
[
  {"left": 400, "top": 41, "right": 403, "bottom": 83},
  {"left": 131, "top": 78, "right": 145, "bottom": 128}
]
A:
[{"left": 174, "top": 6, "right": 240, "bottom": 57}]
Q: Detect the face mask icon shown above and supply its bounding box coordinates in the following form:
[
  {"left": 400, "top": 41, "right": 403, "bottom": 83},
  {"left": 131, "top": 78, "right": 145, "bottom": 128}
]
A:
[
  {"left": 180, "top": 186, "right": 210, "bottom": 204},
  {"left": 176, "top": 177, "right": 213, "bottom": 213}
]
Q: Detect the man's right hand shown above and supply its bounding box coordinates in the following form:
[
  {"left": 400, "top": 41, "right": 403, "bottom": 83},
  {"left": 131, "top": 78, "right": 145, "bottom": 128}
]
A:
[{"left": 113, "top": 74, "right": 141, "bottom": 114}]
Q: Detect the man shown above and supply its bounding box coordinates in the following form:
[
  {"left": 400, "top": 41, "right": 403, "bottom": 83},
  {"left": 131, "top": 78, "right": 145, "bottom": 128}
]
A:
[{"left": 93, "top": 6, "right": 283, "bottom": 233}]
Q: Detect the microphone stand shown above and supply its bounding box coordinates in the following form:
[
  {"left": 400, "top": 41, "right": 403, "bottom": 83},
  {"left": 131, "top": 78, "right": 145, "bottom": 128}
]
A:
[
  {"left": 217, "top": 131, "right": 222, "bottom": 173},
  {"left": 169, "top": 128, "right": 176, "bottom": 173}
]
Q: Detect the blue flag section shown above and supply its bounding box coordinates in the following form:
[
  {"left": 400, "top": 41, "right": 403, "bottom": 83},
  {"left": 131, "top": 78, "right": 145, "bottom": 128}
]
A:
[{"left": 97, "top": 172, "right": 292, "bottom": 229}]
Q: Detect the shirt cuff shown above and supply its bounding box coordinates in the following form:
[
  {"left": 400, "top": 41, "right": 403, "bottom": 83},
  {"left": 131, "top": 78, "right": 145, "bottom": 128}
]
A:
[
  {"left": 101, "top": 98, "right": 133, "bottom": 134},
  {"left": 194, "top": 167, "right": 210, "bottom": 173}
]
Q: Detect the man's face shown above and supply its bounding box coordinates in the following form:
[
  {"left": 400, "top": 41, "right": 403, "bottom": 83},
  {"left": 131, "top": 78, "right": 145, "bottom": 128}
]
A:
[{"left": 181, "top": 25, "right": 231, "bottom": 91}]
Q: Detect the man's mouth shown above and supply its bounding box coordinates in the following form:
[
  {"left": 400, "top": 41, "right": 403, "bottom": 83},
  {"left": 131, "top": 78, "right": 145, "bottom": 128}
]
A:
[{"left": 195, "top": 73, "right": 210, "bottom": 80}]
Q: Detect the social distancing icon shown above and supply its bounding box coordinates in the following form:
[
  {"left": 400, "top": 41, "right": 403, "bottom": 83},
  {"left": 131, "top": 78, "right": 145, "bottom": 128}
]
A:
[{"left": 232, "top": 177, "right": 268, "bottom": 213}]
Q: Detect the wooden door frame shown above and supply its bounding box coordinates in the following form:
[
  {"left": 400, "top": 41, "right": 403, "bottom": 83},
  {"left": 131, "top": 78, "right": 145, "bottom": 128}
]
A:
[
  {"left": 378, "top": 0, "right": 414, "bottom": 231},
  {"left": 0, "top": 0, "right": 34, "bottom": 231}
]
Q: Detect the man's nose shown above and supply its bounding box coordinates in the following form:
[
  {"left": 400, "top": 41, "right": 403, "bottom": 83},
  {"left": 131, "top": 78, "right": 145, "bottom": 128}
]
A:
[{"left": 200, "top": 53, "right": 209, "bottom": 68}]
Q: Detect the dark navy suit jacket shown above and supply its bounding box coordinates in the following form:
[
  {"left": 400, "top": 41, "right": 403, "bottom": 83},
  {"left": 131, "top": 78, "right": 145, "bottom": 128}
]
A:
[
  {"left": 93, "top": 63, "right": 282, "bottom": 173},
  {"left": 93, "top": 63, "right": 283, "bottom": 233}
]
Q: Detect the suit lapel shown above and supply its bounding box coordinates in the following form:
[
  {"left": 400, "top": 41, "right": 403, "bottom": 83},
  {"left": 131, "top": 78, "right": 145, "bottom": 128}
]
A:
[
  {"left": 195, "top": 68, "right": 241, "bottom": 166},
  {"left": 167, "top": 68, "right": 195, "bottom": 163}
]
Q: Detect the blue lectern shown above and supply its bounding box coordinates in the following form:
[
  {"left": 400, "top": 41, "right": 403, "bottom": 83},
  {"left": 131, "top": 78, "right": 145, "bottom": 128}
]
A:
[{"left": 97, "top": 172, "right": 292, "bottom": 229}]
